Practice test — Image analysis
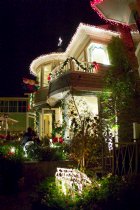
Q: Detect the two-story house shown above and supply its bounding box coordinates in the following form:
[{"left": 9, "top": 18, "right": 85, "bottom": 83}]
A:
[{"left": 29, "top": 23, "right": 140, "bottom": 142}]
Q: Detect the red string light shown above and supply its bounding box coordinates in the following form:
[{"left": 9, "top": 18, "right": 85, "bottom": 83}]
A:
[{"left": 90, "top": 0, "right": 129, "bottom": 28}]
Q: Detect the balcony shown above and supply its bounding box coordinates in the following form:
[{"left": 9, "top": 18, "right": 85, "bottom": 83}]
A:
[
  {"left": 49, "top": 58, "right": 110, "bottom": 97},
  {"left": 34, "top": 58, "right": 111, "bottom": 107}
]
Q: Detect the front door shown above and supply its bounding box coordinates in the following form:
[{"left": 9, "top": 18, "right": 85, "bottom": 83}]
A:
[{"left": 43, "top": 113, "right": 52, "bottom": 137}]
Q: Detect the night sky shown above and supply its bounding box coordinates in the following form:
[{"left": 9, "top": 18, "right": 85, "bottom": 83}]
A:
[{"left": 0, "top": 0, "right": 105, "bottom": 97}]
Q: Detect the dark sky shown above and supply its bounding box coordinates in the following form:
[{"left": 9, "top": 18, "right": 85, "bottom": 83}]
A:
[{"left": 0, "top": 0, "right": 105, "bottom": 97}]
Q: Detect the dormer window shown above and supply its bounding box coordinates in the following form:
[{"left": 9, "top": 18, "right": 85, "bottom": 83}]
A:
[{"left": 87, "top": 43, "right": 110, "bottom": 65}]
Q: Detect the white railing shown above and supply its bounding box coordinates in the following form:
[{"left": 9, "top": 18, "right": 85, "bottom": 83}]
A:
[{"left": 50, "top": 58, "right": 98, "bottom": 81}]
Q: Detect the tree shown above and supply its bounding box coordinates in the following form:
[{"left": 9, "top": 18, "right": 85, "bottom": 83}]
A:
[
  {"left": 63, "top": 94, "right": 109, "bottom": 171},
  {"left": 100, "top": 37, "right": 135, "bottom": 141}
]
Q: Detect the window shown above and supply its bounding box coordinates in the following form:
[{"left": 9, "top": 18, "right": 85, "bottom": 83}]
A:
[
  {"left": 87, "top": 43, "right": 110, "bottom": 65},
  {"left": 42, "top": 64, "right": 52, "bottom": 87},
  {"left": 18, "top": 101, "right": 27, "bottom": 112},
  {"left": 9, "top": 101, "right": 17, "bottom": 112},
  {"left": 36, "top": 68, "right": 41, "bottom": 87}
]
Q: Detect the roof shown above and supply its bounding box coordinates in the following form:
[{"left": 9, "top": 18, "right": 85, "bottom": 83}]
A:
[{"left": 30, "top": 22, "right": 120, "bottom": 75}]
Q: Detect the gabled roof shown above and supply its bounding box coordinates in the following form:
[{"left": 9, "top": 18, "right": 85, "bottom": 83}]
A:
[{"left": 30, "top": 23, "right": 120, "bottom": 75}]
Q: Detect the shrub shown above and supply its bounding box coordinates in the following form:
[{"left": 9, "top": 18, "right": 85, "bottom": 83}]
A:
[{"left": 31, "top": 174, "right": 140, "bottom": 210}]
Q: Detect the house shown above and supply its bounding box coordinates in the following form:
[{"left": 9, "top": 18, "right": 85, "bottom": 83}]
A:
[
  {"left": 90, "top": 0, "right": 140, "bottom": 78},
  {"left": 0, "top": 97, "right": 31, "bottom": 136},
  {"left": 29, "top": 23, "right": 140, "bottom": 143}
]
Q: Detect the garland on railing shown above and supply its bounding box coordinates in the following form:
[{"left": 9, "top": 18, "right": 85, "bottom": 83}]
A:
[{"left": 49, "top": 57, "right": 99, "bottom": 81}]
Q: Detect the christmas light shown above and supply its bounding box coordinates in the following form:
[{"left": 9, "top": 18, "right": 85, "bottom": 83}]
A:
[
  {"left": 30, "top": 23, "right": 119, "bottom": 75},
  {"left": 10, "top": 146, "right": 16, "bottom": 154},
  {"left": 90, "top": 0, "right": 131, "bottom": 27},
  {"left": 55, "top": 167, "right": 92, "bottom": 196},
  {"left": 65, "top": 23, "right": 120, "bottom": 55},
  {"left": 30, "top": 53, "right": 66, "bottom": 75}
]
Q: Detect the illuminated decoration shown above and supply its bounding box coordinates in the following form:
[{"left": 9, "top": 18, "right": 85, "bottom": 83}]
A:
[
  {"left": 30, "top": 23, "right": 119, "bottom": 75},
  {"left": 30, "top": 53, "right": 66, "bottom": 75},
  {"left": 23, "top": 141, "right": 34, "bottom": 157},
  {"left": 65, "top": 23, "right": 120, "bottom": 55},
  {"left": 55, "top": 167, "right": 92, "bottom": 196},
  {"left": 51, "top": 57, "right": 99, "bottom": 81},
  {"left": 58, "top": 37, "right": 63, "bottom": 47},
  {"left": 28, "top": 93, "right": 34, "bottom": 110},
  {"left": 10, "top": 146, "right": 16, "bottom": 154},
  {"left": 90, "top": 0, "right": 136, "bottom": 27}
]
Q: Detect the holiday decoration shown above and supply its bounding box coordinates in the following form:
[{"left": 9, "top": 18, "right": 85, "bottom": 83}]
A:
[
  {"left": 90, "top": 0, "right": 135, "bottom": 27},
  {"left": 30, "top": 23, "right": 119, "bottom": 75},
  {"left": 93, "top": 61, "right": 99, "bottom": 71},
  {"left": 51, "top": 57, "right": 99, "bottom": 80},
  {"left": 55, "top": 167, "right": 92, "bottom": 196},
  {"left": 22, "top": 77, "right": 39, "bottom": 93}
]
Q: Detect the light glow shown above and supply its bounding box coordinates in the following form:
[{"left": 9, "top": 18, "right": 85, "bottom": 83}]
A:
[
  {"left": 55, "top": 167, "right": 91, "bottom": 196},
  {"left": 58, "top": 37, "right": 63, "bottom": 47},
  {"left": 10, "top": 146, "right": 16, "bottom": 154},
  {"left": 30, "top": 23, "right": 119, "bottom": 75}
]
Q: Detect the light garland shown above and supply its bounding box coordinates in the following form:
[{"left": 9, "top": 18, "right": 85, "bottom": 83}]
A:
[
  {"left": 30, "top": 52, "right": 66, "bottom": 75},
  {"left": 50, "top": 57, "right": 99, "bottom": 81},
  {"left": 55, "top": 167, "right": 91, "bottom": 196},
  {"left": 30, "top": 23, "right": 119, "bottom": 75},
  {"left": 65, "top": 23, "right": 120, "bottom": 55}
]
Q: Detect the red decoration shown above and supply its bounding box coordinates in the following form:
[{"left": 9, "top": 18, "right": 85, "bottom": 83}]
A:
[
  {"left": 52, "top": 137, "right": 64, "bottom": 144},
  {"left": 48, "top": 74, "right": 51, "bottom": 81},
  {"left": 58, "top": 137, "right": 64, "bottom": 144},
  {"left": 93, "top": 61, "right": 99, "bottom": 72}
]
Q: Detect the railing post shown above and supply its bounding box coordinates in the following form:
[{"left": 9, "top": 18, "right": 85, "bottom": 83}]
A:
[{"left": 70, "top": 58, "right": 74, "bottom": 71}]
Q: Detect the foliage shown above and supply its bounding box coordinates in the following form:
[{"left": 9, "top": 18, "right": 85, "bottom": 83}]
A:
[
  {"left": 51, "top": 57, "right": 95, "bottom": 79},
  {"left": 52, "top": 121, "right": 66, "bottom": 139},
  {"left": 100, "top": 37, "right": 135, "bottom": 130},
  {"left": 31, "top": 176, "right": 93, "bottom": 210},
  {"left": 26, "top": 143, "right": 69, "bottom": 161},
  {"left": 31, "top": 174, "right": 140, "bottom": 210},
  {"left": 63, "top": 96, "right": 109, "bottom": 171},
  {"left": 0, "top": 141, "right": 24, "bottom": 160}
]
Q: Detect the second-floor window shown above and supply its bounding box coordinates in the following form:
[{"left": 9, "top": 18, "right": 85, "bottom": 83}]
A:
[
  {"left": 42, "top": 64, "right": 52, "bottom": 87},
  {"left": 87, "top": 43, "right": 110, "bottom": 65}
]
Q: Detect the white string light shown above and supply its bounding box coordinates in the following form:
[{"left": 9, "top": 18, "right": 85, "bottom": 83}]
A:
[{"left": 55, "top": 167, "right": 91, "bottom": 196}]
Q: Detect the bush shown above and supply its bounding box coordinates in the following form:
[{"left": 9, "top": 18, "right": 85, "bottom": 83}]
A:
[
  {"left": 31, "top": 174, "right": 140, "bottom": 210},
  {"left": 26, "top": 143, "right": 69, "bottom": 161}
]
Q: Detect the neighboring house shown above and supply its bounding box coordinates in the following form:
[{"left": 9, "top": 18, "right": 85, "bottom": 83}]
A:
[
  {"left": 0, "top": 97, "right": 31, "bottom": 135},
  {"left": 29, "top": 23, "right": 140, "bottom": 142}
]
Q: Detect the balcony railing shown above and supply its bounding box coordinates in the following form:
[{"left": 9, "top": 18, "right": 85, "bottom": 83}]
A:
[{"left": 50, "top": 57, "right": 107, "bottom": 81}]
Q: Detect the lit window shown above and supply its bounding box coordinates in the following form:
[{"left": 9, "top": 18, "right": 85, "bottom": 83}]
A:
[
  {"left": 43, "top": 64, "right": 52, "bottom": 87},
  {"left": 87, "top": 43, "right": 110, "bottom": 65}
]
